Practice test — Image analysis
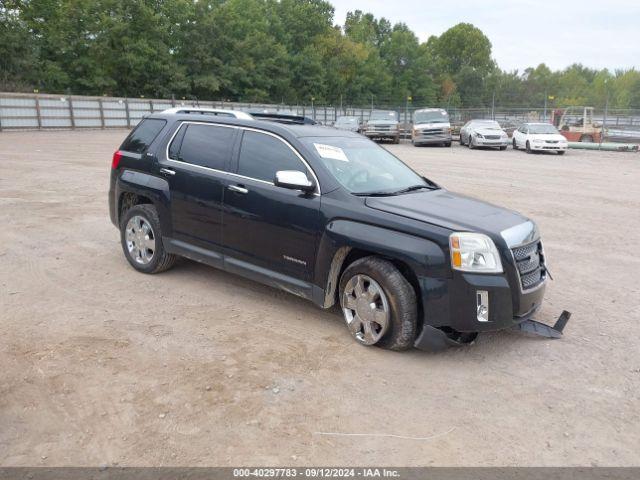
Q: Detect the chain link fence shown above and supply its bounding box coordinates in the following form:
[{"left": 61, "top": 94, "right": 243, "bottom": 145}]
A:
[{"left": 2, "top": 91, "right": 639, "bottom": 143}]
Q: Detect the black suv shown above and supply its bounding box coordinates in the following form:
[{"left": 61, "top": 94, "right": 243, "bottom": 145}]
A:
[{"left": 109, "top": 113, "right": 549, "bottom": 351}]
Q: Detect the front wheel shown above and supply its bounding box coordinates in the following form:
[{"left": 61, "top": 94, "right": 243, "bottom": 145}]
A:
[
  {"left": 444, "top": 141, "right": 452, "bottom": 147},
  {"left": 339, "top": 257, "right": 417, "bottom": 351},
  {"left": 557, "top": 151, "right": 566, "bottom": 155},
  {"left": 120, "top": 204, "right": 177, "bottom": 274},
  {"left": 468, "top": 136, "right": 475, "bottom": 149},
  {"left": 526, "top": 141, "right": 532, "bottom": 153},
  {"left": 500, "top": 146, "right": 507, "bottom": 150}
]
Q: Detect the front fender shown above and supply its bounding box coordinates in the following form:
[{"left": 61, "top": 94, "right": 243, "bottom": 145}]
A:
[{"left": 315, "top": 219, "right": 447, "bottom": 308}]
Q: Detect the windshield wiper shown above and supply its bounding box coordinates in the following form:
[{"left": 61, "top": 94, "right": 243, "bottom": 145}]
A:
[
  {"left": 352, "top": 190, "right": 398, "bottom": 197},
  {"left": 392, "top": 184, "right": 436, "bottom": 195}
]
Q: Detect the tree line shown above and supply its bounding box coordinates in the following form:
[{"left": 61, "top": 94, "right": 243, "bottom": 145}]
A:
[{"left": 1, "top": 0, "right": 639, "bottom": 109}]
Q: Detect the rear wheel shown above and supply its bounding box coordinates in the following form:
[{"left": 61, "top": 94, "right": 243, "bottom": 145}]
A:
[
  {"left": 444, "top": 141, "right": 452, "bottom": 147},
  {"left": 120, "top": 204, "right": 176, "bottom": 274},
  {"left": 393, "top": 135, "right": 400, "bottom": 144},
  {"left": 500, "top": 146, "right": 507, "bottom": 150},
  {"left": 557, "top": 151, "right": 566, "bottom": 155},
  {"left": 580, "top": 134, "right": 594, "bottom": 143},
  {"left": 339, "top": 257, "right": 417, "bottom": 351}
]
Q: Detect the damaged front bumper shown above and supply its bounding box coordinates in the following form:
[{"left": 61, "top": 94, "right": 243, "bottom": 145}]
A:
[{"left": 414, "top": 310, "right": 572, "bottom": 351}]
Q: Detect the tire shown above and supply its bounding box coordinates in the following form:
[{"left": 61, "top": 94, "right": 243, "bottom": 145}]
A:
[
  {"left": 339, "top": 256, "right": 417, "bottom": 351},
  {"left": 468, "top": 136, "right": 475, "bottom": 149},
  {"left": 393, "top": 136, "right": 400, "bottom": 144},
  {"left": 513, "top": 138, "right": 518, "bottom": 150},
  {"left": 459, "top": 133, "right": 466, "bottom": 146},
  {"left": 580, "top": 134, "right": 594, "bottom": 143},
  {"left": 557, "top": 151, "right": 566, "bottom": 155},
  {"left": 500, "top": 146, "right": 507, "bottom": 150},
  {"left": 525, "top": 141, "right": 532, "bottom": 153},
  {"left": 120, "top": 204, "right": 177, "bottom": 274},
  {"left": 444, "top": 142, "right": 452, "bottom": 147}
]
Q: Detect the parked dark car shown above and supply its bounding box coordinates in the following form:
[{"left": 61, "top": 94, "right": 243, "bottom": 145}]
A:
[{"left": 109, "top": 113, "right": 550, "bottom": 351}]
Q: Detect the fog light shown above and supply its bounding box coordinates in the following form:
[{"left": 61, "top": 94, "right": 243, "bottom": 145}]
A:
[{"left": 477, "top": 290, "right": 489, "bottom": 322}]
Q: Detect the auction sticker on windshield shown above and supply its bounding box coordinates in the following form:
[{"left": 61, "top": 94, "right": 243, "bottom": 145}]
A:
[{"left": 314, "top": 143, "right": 349, "bottom": 162}]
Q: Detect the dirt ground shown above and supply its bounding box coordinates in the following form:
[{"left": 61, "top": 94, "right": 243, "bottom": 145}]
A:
[{"left": 0, "top": 130, "right": 639, "bottom": 467}]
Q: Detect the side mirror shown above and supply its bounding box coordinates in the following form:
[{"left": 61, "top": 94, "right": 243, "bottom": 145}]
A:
[{"left": 274, "top": 170, "right": 315, "bottom": 193}]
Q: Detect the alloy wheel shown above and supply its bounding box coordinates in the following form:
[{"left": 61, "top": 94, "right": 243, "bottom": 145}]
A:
[
  {"left": 125, "top": 215, "right": 156, "bottom": 265},
  {"left": 341, "top": 274, "right": 390, "bottom": 345}
]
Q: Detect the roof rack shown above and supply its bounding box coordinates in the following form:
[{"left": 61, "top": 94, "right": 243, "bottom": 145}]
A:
[{"left": 250, "top": 112, "right": 317, "bottom": 125}]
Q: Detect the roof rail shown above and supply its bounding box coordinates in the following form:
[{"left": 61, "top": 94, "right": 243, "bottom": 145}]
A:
[{"left": 251, "top": 112, "right": 317, "bottom": 125}]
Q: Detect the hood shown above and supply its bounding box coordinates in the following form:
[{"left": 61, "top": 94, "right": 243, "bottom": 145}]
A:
[
  {"left": 414, "top": 122, "right": 450, "bottom": 130},
  {"left": 365, "top": 189, "right": 529, "bottom": 239},
  {"left": 529, "top": 133, "right": 567, "bottom": 142},
  {"left": 475, "top": 127, "right": 506, "bottom": 136},
  {"left": 368, "top": 119, "right": 398, "bottom": 126}
]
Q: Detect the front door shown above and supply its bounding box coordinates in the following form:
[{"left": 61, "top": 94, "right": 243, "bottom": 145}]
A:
[{"left": 222, "top": 129, "right": 321, "bottom": 292}]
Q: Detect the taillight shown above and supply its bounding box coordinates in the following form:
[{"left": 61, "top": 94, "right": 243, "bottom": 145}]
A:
[{"left": 111, "top": 150, "right": 123, "bottom": 169}]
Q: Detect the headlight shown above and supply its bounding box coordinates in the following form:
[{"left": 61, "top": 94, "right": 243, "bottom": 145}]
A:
[
  {"left": 475, "top": 132, "right": 484, "bottom": 138},
  {"left": 449, "top": 232, "right": 503, "bottom": 273}
]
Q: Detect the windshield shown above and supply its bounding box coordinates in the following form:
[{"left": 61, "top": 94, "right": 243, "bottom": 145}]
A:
[
  {"left": 528, "top": 124, "right": 560, "bottom": 134},
  {"left": 336, "top": 117, "right": 358, "bottom": 125},
  {"left": 369, "top": 110, "right": 398, "bottom": 121},
  {"left": 472, "top": 120, "right": 501, "bottom": 130},
  {"left": 414, "top": 110, "right": 449, "bottom": 124},
  {"left": 302, "top": 136, "right": 427, "bottom": 195}
]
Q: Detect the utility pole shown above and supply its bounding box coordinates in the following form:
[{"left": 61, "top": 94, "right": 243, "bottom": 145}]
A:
[
  {"left": 311, "top": 96, "right": 315, "bottom": 121},
  {"left": 491, "top": 91, "right": 495, "bottom": 120},
  {"left": 600, "top": 91, "right": 609, "bottom": 149},
  {"left": 405, "top": 95, "right": 411, "bottom": 140}
]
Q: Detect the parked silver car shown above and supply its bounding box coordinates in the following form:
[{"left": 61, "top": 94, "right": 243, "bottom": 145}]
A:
[{"left": 459, "top": 119, "right": 509, "bottom": 150}]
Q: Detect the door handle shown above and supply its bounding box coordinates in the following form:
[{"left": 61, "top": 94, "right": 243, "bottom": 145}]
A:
[
  {"left": 159, "top": 167, "right": 176, "bottom": 176},
  {"left": 228, "top": 184, "right": 248, "bottom": 194}
]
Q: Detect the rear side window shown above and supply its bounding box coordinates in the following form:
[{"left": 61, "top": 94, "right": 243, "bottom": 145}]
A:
[
  {"left": 176, "top": 124, "right": 235, "bottom": 171},
  {"left": 120, "top": 118, "right": 166, "bottom": 154},
  {"left": 238, "top": 130, "right": 306, "bottom": 183}
]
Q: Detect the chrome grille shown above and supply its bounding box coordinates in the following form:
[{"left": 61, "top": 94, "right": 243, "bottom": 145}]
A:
[
  {"left": 511, "top": 241, "right": 546, "bottom": 290},
  {"left": 484, "top": 134, "right": 501, "bottom": 140}
]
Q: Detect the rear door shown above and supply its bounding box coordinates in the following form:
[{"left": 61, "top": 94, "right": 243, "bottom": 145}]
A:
[
  {"left": 222, "top": 129, "right": 321, "bottom": 291},
  {"left": 160, "top": 122, "right": 238, "bottom": 258}
]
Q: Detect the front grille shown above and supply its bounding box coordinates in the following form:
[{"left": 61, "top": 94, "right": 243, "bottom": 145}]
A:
[
  {"left": 511, "top": 241, "right": 546, "bottom": 290},
  {"left": 546, "top": 140, "right": 559, "bottom": 144},
  {"left": 484, "top": 135, "right": 501, "bottom": 140},
  {"left": 418, "top": 128, "right": 445, "bottom": 136}
]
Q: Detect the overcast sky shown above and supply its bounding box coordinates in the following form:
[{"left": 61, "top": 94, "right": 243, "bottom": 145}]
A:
[{"left": 331, "top": 0, "right": 640, "bottom": 72}]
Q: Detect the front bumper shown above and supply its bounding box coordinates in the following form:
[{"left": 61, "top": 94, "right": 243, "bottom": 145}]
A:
[
  {"left": 413, "top": 133, "right": 452, "bottom": 144},
  {"left": 365, "top": 130, "right": 399, "bottom": 139},
  {"left": 474, "top": 138, "right": 510, "bottom": 147},
  {"left": 418, "top": 272, "right": 546, "bottom": 334},
  {"left": 530, "top": 142, "right": 568, "bottom": 151}
]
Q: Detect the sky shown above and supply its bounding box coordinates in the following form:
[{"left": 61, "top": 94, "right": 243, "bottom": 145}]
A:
[{"left": 330, "top": 0, "right": 640, "bottom": 72}]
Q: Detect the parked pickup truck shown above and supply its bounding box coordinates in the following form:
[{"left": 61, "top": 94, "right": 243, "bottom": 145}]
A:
[
  {"left": 412, "top": 108, "right": 452, "bottom": 147},
  {"left": 364, "top": 110, "right": 400, "bottom": 144},
  {"left": 109, "top": 112, "right": 555, "bottom": 351}
]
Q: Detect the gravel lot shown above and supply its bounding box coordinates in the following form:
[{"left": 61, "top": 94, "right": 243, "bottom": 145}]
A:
[{"left": 1, "top": 130, "right": 639, "bottom": 467}]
